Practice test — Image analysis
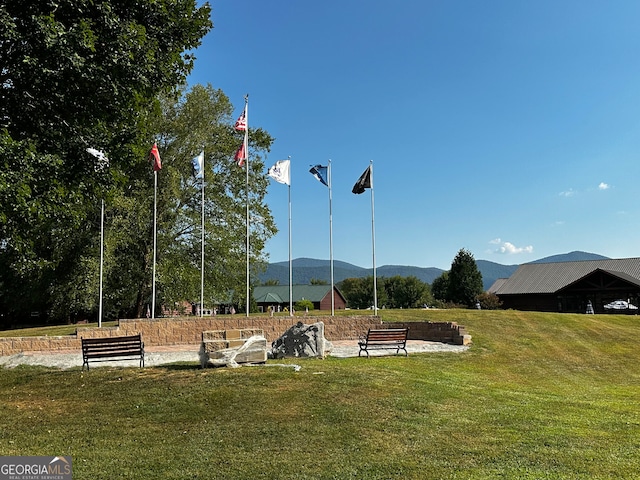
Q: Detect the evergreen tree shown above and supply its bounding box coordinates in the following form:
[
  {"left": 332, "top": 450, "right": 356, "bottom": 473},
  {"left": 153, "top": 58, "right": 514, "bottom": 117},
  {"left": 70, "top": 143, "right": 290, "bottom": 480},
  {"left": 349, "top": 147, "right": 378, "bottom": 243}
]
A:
[{"left": 447, "top": 249, "right": 483, "bottom": 306}]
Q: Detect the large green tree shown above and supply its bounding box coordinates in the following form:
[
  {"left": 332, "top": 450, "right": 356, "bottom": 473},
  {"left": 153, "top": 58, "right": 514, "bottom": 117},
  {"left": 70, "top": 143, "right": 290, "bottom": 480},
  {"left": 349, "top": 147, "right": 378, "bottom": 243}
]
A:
[
  {"left": 447, "top": 248, "right": 484, "bottom": 307},
  {"left": 0, "top": 0, "right": 212, "bottom": 324},
  {"left": 431, "top": 271, "right": 449, "bottom": 302},
  {"left": 105, "top": 85, "right": 276, "bottom": 318},
  {"left": 338, "top": 277, "right": 387, "bottom": 310},
  {"left": 383, "top": 275, "right": 431, "bottom": 309}
]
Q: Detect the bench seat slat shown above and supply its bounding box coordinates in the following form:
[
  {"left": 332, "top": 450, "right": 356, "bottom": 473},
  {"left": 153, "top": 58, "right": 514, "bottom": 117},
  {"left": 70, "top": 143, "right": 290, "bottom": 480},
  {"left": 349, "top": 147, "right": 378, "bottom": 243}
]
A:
[
  {"left": 81, "top": 334, "right": 145, "bottom": 370},
  {"left": 358, "top": 328, "right": 408, "bottom": 357}
]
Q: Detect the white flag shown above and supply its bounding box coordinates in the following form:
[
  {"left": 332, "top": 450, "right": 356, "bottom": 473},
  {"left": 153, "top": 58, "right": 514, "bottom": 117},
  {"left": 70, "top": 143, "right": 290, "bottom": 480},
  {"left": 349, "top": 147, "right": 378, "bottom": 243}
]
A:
[
  {"left": 268, "top": 159, "right": 291, "bottom": 185},
  {"left": 192, "top": 151, "right": 204, "bottom": 179},
  {"left": 86, "top": 147, "right": 109, "bottom": 172}
]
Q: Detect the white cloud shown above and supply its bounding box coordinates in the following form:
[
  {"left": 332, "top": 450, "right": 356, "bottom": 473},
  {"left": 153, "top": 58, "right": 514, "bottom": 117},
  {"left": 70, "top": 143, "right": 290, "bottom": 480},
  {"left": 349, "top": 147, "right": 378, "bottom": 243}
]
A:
[
  {"left": 491, "top": 240, "right": 534, "bottom": 255},
  {"left": 598, "top": 182, "right": 610, "bottom": 190},
  {"left": 559, "top": 188, "right": 576, "bottom": 197}
]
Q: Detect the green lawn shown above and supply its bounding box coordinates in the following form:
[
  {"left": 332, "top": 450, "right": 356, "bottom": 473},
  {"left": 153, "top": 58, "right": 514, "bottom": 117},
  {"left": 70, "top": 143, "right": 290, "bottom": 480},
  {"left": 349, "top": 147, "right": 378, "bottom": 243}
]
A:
[{"left": 2, "top": 309, "right": 640, "bottom": 479}]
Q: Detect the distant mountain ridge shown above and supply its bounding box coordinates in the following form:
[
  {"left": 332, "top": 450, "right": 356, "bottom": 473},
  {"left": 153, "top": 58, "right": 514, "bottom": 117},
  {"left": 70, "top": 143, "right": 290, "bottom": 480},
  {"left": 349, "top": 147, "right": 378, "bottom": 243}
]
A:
[
  {"left": 258, "top": 251, "right": 611, "bottom": 291},
  {"left": 527, "top": 251, "right": 608, "bottom": 264}
]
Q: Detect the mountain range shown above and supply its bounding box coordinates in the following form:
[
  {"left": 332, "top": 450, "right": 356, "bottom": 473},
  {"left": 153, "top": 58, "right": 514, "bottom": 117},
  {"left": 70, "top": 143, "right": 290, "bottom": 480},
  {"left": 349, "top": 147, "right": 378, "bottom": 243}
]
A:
[{"left": 258, "top": 251, "right": 610, "bottom": 291}]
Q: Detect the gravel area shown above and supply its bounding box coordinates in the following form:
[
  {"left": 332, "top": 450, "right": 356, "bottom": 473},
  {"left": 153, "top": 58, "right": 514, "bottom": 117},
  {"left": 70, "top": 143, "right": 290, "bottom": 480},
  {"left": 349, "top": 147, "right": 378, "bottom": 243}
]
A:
[{"left": 0, "top": 340, "right": 468, "bottom": 370}]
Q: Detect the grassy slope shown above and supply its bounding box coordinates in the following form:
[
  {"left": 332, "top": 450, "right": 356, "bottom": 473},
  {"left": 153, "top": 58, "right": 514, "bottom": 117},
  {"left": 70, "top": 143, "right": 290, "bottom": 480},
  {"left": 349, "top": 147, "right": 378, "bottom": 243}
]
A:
[{"left": 1, "top": 309, "right": 639, "bottom": 479}]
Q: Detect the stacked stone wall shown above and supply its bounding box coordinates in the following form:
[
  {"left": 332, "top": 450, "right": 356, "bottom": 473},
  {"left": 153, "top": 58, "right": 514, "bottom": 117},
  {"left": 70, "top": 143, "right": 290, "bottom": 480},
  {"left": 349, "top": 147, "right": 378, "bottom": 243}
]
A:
[{"left": 0, "top": 316, "right": 469, "bottom": 356}]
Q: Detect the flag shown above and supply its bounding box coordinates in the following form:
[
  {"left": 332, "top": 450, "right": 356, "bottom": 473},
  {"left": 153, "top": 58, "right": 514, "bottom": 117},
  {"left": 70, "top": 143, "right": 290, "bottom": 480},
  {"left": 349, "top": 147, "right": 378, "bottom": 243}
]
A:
[
  {"left": 234, "top": 140, "right": 246, "bottom": 167},
  {"left": 192, "top": 151, "right": 204, "bottom": 179},
  {"left": 86, "top": 147, "right": 109, "bottom": 171},
  {"left": 309, "top": 164, "right": 328, "bottom": 187},
  {"left": 268, "top": 159, "right": 291, "bottom": 185},
  {"left": 149, "top": 143, "right": 162, "bottom": 171},
  {"left": 352, "top": 165, "right": 372, "bottom": 194},
  {"left": 234, "top": 106, "right": 247, "bottom": 131}
]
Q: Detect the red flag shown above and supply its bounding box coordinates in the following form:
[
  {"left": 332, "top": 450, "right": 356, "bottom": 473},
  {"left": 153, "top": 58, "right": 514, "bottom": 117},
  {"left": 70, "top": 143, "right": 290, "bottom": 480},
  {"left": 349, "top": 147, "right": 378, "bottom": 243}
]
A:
[
  {"left": 149, "top": 143, "right": 162, "bottom": 171},
  {"left": 234, "top": 106, "right": 247, "bottom": 131},
  {"left": 234, "top": 140, "right": 246, "bottom": 167}
]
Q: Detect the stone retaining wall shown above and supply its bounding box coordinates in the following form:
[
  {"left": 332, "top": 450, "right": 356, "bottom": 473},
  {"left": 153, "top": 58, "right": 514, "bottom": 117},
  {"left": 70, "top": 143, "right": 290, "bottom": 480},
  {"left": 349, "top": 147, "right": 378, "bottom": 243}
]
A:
[{"left": 0, "top": 316, "right": 470, "bottom": 356}]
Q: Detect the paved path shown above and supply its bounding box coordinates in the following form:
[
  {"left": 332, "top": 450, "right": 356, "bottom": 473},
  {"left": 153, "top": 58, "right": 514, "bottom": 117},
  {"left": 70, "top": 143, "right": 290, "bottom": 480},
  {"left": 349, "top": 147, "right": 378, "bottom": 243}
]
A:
[{"left": 0, "top": 340, "right": 468, "bottom": 370}]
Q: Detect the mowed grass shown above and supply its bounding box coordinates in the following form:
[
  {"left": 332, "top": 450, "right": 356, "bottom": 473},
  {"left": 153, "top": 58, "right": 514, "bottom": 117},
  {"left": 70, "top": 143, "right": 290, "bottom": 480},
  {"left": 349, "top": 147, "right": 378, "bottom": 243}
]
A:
[{"left": 2, "top": 309, "right": 640, "bottom": 479}]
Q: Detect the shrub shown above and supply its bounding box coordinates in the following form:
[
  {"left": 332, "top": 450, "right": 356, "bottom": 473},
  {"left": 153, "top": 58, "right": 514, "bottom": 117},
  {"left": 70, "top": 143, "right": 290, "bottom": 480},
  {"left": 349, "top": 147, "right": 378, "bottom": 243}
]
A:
[
  {"left": 476, "top": 292, "right": 503, "bottom": 310},
  {"left": 294, "top": 299, "right": 314, "bottom": 312}
]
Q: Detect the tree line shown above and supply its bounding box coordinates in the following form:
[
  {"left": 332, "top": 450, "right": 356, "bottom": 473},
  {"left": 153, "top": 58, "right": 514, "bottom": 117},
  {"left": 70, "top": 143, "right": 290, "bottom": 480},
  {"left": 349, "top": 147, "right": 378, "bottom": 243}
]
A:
[
  {"left": 338, "top": 249, "right": 501, "bottom": 310},
  {"left": 0, "top": 1, "right": 277, "bottom": 327}
]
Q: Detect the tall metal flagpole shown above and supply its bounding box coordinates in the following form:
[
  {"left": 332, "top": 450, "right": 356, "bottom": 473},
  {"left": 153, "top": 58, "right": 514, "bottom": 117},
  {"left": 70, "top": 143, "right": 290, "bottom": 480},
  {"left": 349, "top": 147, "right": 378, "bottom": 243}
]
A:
[
  {"left": 244, "top": 94, "right": 250, "bottom": 317},
  {"left": 86, "top": 148, "right": 108, "bottom": 326},
  {"left": 99, "top": 199, "right": 104, "bottom": 327},
  {"left": 370, "top": 160, "right": 378, "bottom": 315},
  {"left": 288, "top": 156, "right": 293, "bottom": 316},
  {"left": 152, "top": 169, "right": 158, "bottom": 319},
  {"left": 328, "top": 160, "right": 335, "bottom": 316},
  {"left": 200, "top": 150, "right": 205, "bottom": 317}
]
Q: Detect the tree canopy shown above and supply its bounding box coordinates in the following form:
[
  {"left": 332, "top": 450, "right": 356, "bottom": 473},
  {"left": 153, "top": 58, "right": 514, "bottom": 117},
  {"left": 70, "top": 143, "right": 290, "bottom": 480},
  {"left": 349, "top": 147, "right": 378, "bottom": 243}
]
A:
[
  {"left": 338, "top": 276, "right": 431, "bottom": 310},
  {"left": 0, "top": 2, "right": 280, "bottom": 325},
  {"left": 110, "top": 85, "right": 276, "bottom": 318}
]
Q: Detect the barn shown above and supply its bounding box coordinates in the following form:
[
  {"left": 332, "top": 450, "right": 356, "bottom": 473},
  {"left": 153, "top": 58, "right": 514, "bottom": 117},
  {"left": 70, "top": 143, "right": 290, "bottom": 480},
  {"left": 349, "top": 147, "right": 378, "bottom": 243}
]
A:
[{"left": 489, "top": 257, "right": 640, "bottom": 314}]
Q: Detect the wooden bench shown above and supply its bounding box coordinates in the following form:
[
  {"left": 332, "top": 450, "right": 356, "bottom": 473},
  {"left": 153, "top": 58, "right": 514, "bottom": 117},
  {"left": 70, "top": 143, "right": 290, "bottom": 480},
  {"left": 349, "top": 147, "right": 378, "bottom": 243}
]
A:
[
  {"left": 81, "top": 334, "right": 145, "bottom": 370},
  {"left": 358, "top": 328, "right": 409, "bottom": 357}
]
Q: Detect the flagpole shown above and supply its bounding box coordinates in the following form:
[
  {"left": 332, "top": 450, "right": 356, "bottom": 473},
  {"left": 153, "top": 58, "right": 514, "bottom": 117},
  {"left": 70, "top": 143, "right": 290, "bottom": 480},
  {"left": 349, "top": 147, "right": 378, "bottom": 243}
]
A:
[
  {"left": 328, "top": 160, "right": 334, "bottom": 316},
  {"left": 288, "top": 156, "right": 293, "bottom": 316},
  {"left": 244, "top": 94, "right": 250, "bottom": 317},
  {"left": 370, "top": 160, "right": 378, "bottom": 315},
  {"left": 99, "top": 198, "right": 104, "bottom": 327},
  {"left": 86, "top": 148, "right": 108, "bottom": 327},
  {"left": 200, "top": 149, "right": 205, "bottom": 317},
  {"left": 152, "top": 169, "right": 157, "bottom": 319}
]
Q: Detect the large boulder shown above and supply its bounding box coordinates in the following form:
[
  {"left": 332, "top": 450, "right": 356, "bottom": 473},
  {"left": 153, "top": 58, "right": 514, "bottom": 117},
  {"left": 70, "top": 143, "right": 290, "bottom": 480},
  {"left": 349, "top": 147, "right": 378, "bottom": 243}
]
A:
[{"left": 270, "top": 321, "right": 332, "bottom": 359}]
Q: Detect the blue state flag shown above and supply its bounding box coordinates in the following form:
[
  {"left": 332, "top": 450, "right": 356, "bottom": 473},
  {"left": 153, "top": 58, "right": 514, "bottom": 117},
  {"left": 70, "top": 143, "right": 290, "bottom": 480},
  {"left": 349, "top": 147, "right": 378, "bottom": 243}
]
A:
[{"left": 309, "top": 164, "right": 328, "bottom": 187}]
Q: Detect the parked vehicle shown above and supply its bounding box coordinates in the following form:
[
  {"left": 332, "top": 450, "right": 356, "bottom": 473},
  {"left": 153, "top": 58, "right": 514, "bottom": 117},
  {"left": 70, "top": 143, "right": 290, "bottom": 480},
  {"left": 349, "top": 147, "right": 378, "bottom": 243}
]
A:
[{"left": 604, "top": 300, "right": 638, "bottom": 310}]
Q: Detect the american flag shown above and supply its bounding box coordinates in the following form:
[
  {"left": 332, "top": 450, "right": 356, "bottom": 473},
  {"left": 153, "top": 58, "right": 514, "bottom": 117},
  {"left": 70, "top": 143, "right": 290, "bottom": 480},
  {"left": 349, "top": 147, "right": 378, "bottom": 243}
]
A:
[{"left": 234, "top": 106, "right": 247, "bottom": 131}]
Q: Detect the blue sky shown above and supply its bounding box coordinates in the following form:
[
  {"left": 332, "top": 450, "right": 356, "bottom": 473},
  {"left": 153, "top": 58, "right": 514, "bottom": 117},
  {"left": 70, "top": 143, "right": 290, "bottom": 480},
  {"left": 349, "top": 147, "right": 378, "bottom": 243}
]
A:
[{"left": 187, "top": 0, "right": 640, "bottom": 270}]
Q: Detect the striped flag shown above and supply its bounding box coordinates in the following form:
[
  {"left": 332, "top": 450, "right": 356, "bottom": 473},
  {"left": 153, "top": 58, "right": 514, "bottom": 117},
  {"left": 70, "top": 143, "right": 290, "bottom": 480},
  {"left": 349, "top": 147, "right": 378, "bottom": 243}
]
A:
[{"left": 234, "top": 106, "right": 247, "bottom": 131}]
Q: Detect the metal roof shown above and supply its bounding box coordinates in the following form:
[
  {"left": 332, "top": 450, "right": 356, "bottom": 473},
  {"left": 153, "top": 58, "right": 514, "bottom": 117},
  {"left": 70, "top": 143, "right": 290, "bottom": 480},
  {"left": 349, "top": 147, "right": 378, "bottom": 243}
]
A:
[
  {"left": 253, "top": 291, "right": 285, "bottom": 303},
  {"left": 492, "top": 258, "right": 640, "bottom": 295},
  {"left": 487, "top": 278, "right": 508, "bottom": 294},
  {"left": 253, "top": 285, "right": 345, "bottom": 303}
]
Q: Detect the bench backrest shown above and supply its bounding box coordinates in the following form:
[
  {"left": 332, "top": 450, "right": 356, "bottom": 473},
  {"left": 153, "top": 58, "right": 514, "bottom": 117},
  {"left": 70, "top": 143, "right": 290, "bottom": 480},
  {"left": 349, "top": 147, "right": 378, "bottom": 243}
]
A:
[
  {"left": 366, "top": 328, "right": 408, "bottom": 342},
  {"left": 81, "top": 334, "right": 143, "bottom": 357}
]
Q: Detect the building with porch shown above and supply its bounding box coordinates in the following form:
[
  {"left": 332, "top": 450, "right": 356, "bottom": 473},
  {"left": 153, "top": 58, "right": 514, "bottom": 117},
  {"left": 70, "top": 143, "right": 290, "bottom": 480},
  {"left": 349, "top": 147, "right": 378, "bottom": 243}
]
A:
[{"left": 489, "top": 257, "right": 640, "bottom": 313}]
